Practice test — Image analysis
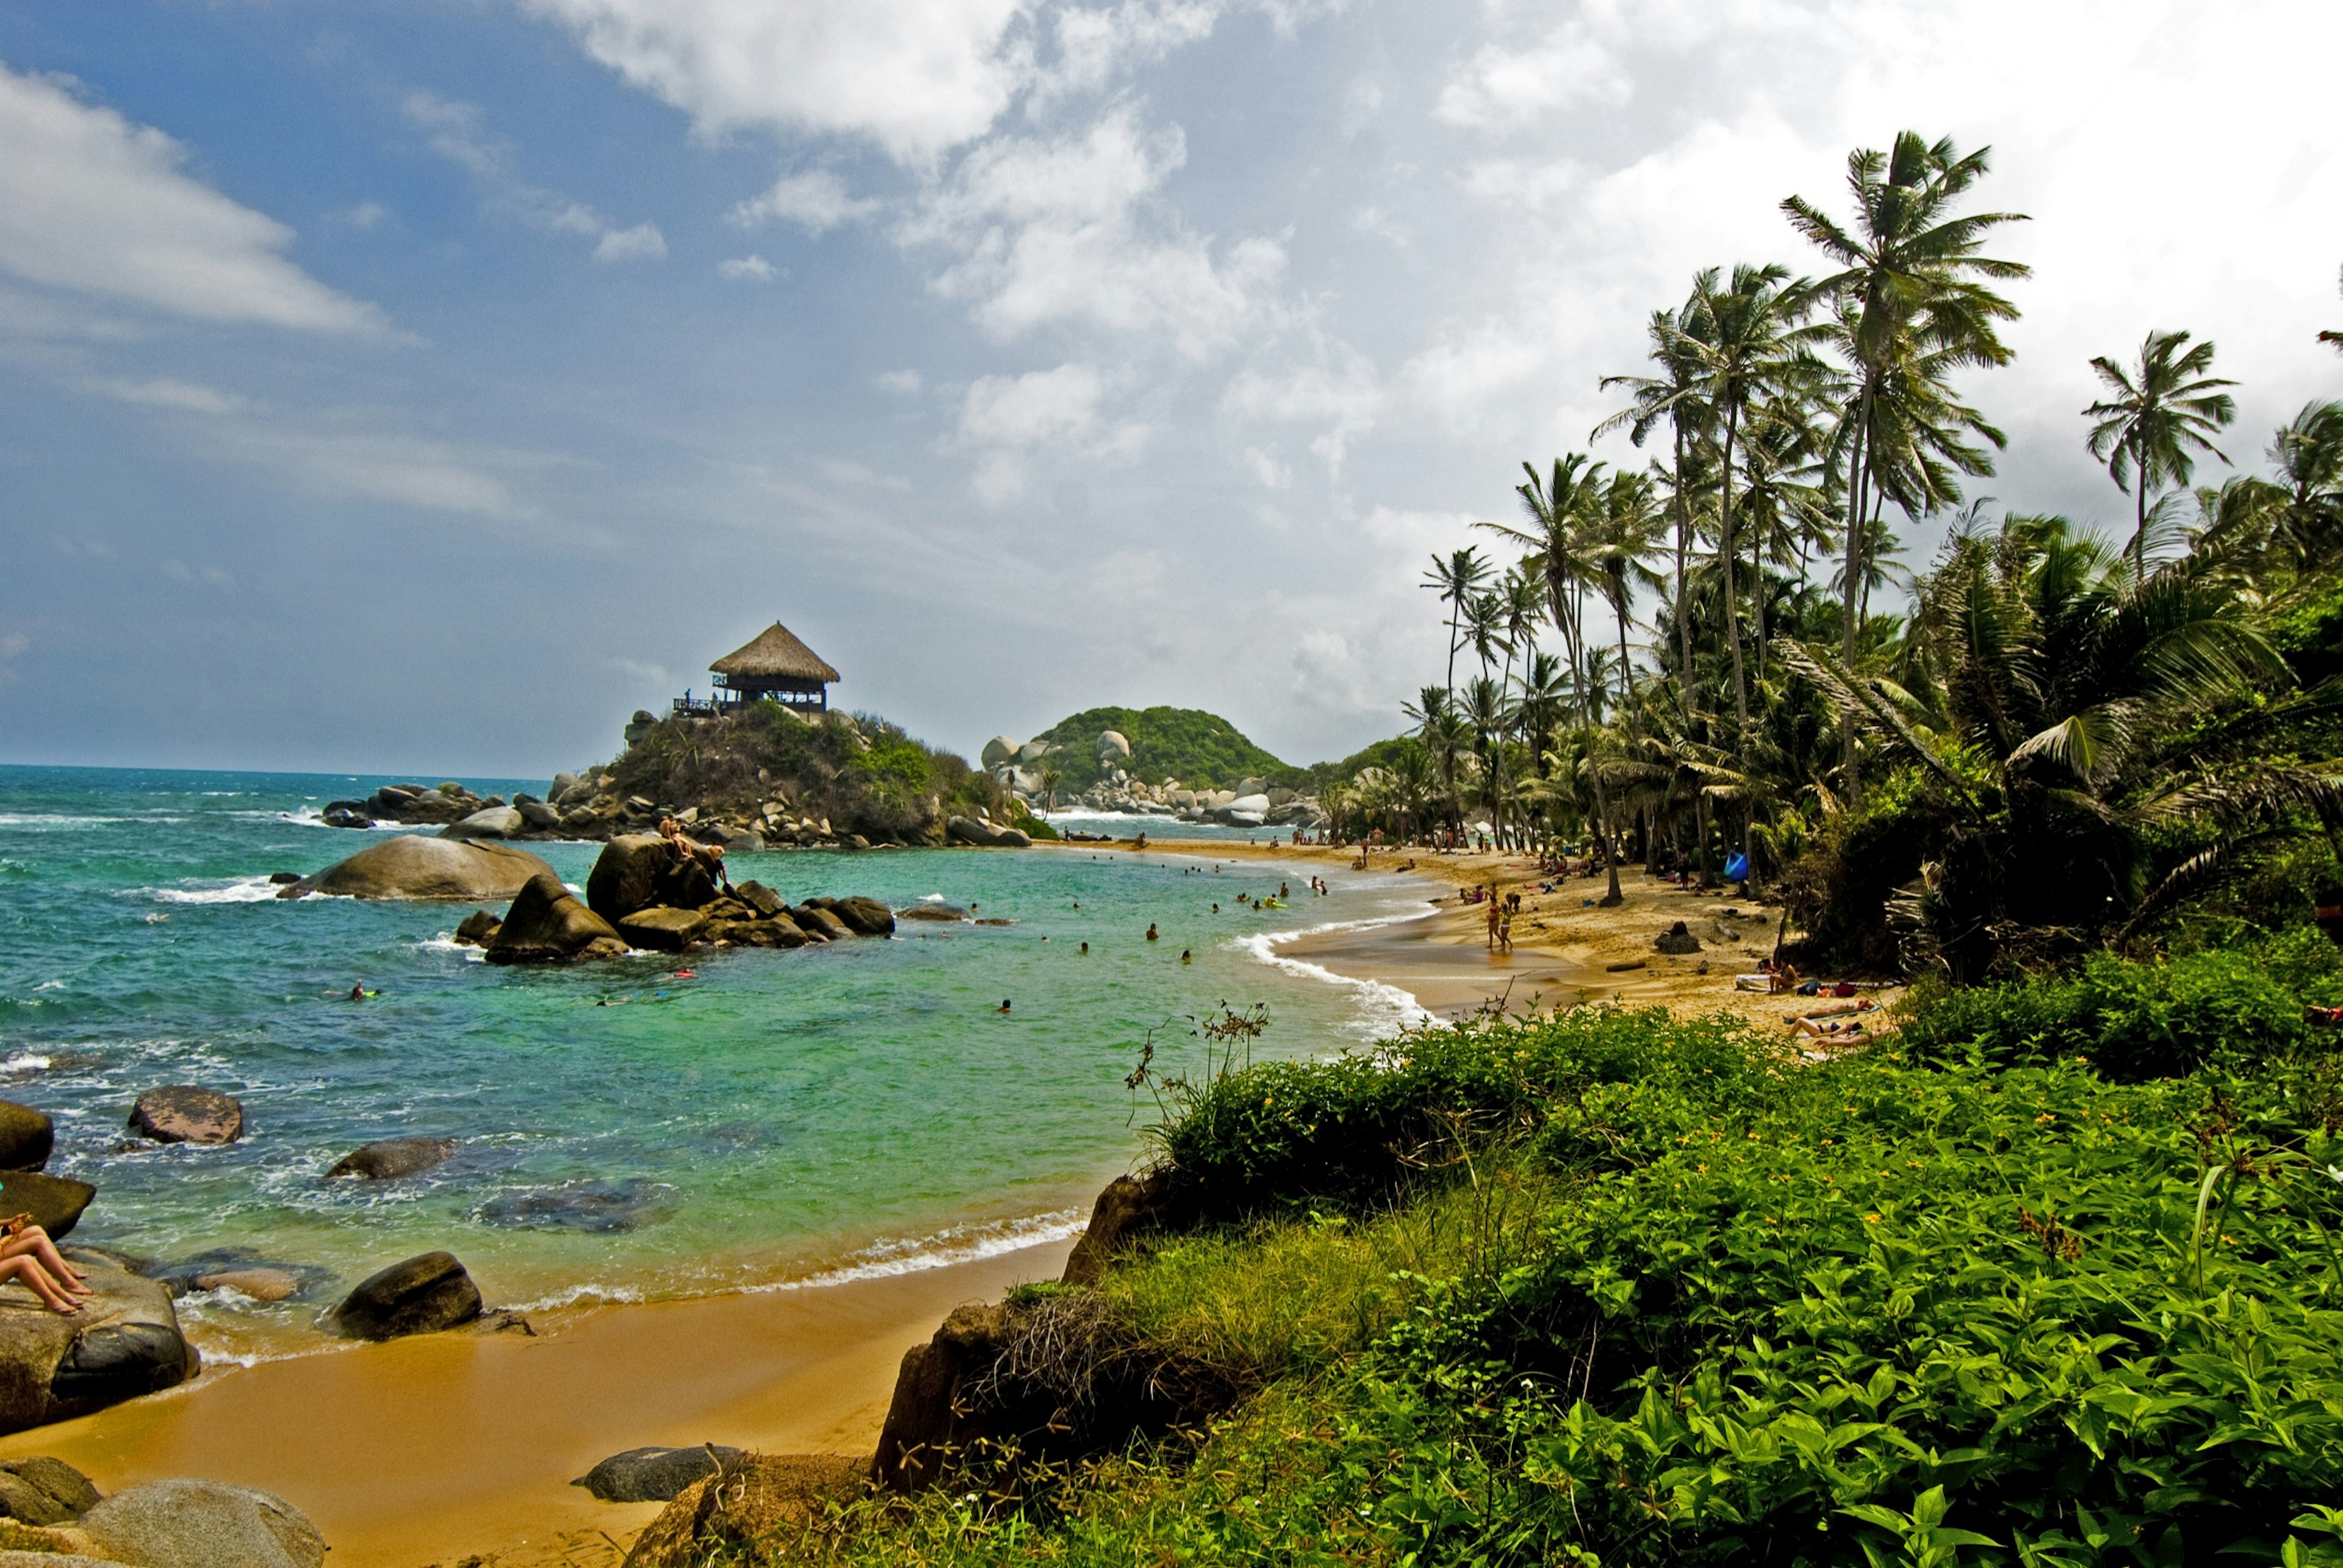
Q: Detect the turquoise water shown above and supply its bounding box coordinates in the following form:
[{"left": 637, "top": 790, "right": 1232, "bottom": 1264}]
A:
[{"left": 0, "top": 766, "right": 1426, "bottom": 1358}]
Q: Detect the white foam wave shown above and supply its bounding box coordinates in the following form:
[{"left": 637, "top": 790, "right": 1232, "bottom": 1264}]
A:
[
  {"left": 1243, "top": 908, "right": 1439, "bottom": 1034},
  {"left": 755, "top": 1210, "right": 1088, "bottom": 1294},
  {"left": 139, "top": 877, "right": 282, "bottom": 905},
  {"left": 414, "top": 936, "right": 486, "bottom": 961},
  {"left": 2, "top": 1054, "right": 49, "bottom": 1073},
  {"left": 506, "top": 1281, "right": 647, "bottom": 1312},
  {"left": 0, "top": 813, "right": 127, "bottom": 828}
]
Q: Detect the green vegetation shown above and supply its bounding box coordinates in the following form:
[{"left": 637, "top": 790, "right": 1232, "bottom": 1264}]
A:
[
  {"left": 1029, "top": 706, "right": 1306, "bottom": 793},
  {"left": 738, "top": 939, "right": 2343, "bottom": 1567},
  {"left": 1314, "top": 126, "right": 2341, "bottom": 966},
  {"left": 609, "top": 700, "right": 999, "bottom": 842}
]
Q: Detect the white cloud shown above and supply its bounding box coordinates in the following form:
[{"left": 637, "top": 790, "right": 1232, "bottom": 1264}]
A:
[
  {"left": 1223, "top": 336, "right": 1382, "bottom": 477},
  {"left": 1039, "top": 1, "right": 1221, "bottom": 102},
  {"left": 954, "top": 362, "right": 1147, "bottom": 501},
  {"left": 1243, "top": 445, "right": 1291, "bottom": 490},
  {"left": 910, "top": 106, "right": 1286, "bottom": 357},
  {"left": 404, "top": 90, "right": 661, "bottom": 262},
  {"left": 87, "top": 376, "right": 252, "bottom": 416},
  {"left": 729, "top": 170, "right": 881, "bottom": 234},
  {"left": 521, "top": 0, "right": 1031, "bottom": 164},
  {"left": 1434, "top": 17, "right": 1630, "bottom": 128},
  {"left": 0, "top": 63, "right": 381, "bottom": 333},
  {"left": 339, "top": 201, "right": 389, "bottom": 230},
  {"left": 874, "top": 368, "right": 923, "bottom": 395},
  {"left": 592, "top": 221, "right": 668, "bottom": 262},
  {"left": 717, "top": 254, "right": 780, "bottom": 282}
]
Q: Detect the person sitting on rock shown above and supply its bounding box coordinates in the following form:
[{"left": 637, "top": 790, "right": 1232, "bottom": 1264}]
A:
[{"left": 0, "top": 1215, "right": 88, "bottom": 1313}]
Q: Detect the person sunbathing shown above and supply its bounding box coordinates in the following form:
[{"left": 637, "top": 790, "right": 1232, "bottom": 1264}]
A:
[
  {"left": 0, "top": 1216, "right": 88, "bottom": 1313},
  {"left": 1767, "top": 963, "right": 1802, "bottom": 994}
]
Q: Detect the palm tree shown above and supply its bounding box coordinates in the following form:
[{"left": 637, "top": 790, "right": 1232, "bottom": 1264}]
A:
[
  {"left": 2084, "top": 329, "right": 2237, "bottom": 574},
  {"left": 1037, "top": 765, "right": 1062, "bottom": 814},
  {"left": 1599, "top": 301, "right": 1712, "bottom": 723},
  {"left": 1420, "top": 548, "right": 1492, "bottom": 696},
  {"left": 1498, "top": 567, "right": 1544, "bottom": 697},
  {"left": 1403, "top": 685, "right": 1469, "bottom": 836},
  {"left": 1785, "top": 131, "right": 2029, "bottom": 806},
  {"left": 1515, "top": 650, "right": 1571, "bottom": 774},
  {"left": 1463, "top": 589, "right": 1510, "bottom": 685},
  {"left": 1589, "top": 470, "right": 1665, "bottom": 714},
  {"left": 2266, "top": 400, "right": 2343, "bottom": 572}
]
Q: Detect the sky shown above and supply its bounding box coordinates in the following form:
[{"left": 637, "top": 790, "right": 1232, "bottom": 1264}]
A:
[{"left": 0, "top": 0, "right": 2338, "bottom": 778}]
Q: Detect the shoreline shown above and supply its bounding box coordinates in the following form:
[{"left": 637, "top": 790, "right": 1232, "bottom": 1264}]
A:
[{"left": 0, "top": 837, "right": 1890, "bottom": 1564}]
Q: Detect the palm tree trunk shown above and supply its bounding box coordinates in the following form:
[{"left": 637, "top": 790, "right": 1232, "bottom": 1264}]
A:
[
  {"left": 1840, "top": 394, "right": 1873, "bottom": 811},
  {"left": 1553, "top": 578, "right": 1623, "bottom": 905},
  {"left": 1718, "top": 400, "right": 1755, "bottom": 884},
  {"left": 1672, "top": 424, "right": 1696, "bottom": 731}
]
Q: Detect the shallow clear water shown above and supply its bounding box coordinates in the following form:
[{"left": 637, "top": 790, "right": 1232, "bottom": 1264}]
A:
[{"left": 0, "top": 766, "right": 1426, "bottom": 1356}]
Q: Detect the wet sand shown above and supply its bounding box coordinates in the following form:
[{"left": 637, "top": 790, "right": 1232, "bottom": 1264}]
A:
[{"left": 0, "top": 1238, "right": 1072, "bottom": 1568}]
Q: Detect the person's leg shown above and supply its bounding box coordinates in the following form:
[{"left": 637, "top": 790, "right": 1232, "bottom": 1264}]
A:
[
  {"left": 0, "top": 1254, "right": 77, "bottom": 1313},
  {"left": 0, "top": 1226, "right": 88, "bottom": 1289}
]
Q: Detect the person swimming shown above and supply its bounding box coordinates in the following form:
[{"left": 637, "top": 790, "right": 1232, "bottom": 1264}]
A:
[
  {"left": 1145, "top": 923, "right": 1159, "bottom": 941},
  {"left": 1181, "top": 949, "right": 1192, "bottom": 963},
  {"left": 1079, "top": 942, "right": 1089, "bottom": 954},
  {"left": 997, "top": 999, "right": 1012, "bottom": 1013}
]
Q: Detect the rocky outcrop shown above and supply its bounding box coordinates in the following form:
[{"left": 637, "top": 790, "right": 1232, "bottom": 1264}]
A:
[
  {"left": 710, "top": 916, "right": 809, "bottom": 948},
  {"left": 453, "top": 910, "right": 502, "bottom": 947},
  {"left": 622, "top": 1455, "right": 869, "bottom": 1568},
  {"left": 896, "top": 903, "right": 968, "bottom": 922},
  {"left": 0, "top": 1105, "right": 52, "bottom": 1173},
  {"left": 440, "top": 806, "right": 525, "bottom": 841},
  {"left": 946, "top": 816, "right": 1032, "bottom": 848},
  {"left": 586, "top": 835, "right": 718, "bottom": 923},
  {"left": 1060, "top": 1171, "right": 1192, "bottom": 1286},
  {"left": 793, "top": 906, "right": 851, "bottom": 942},
  {"left": 573, "top": 1445, "right": 747, "bottom": 1503},
  {"left": 486, "top": 875, "right": 627, "bottom": 965},
  {"left": 0, "top": 1173, "right": 93, "bottom": 1239},
  {"left": 804, "top": 896, "right": 895, "bottom": 937},
  {"left": 328, "top": 1251, "right": 482, "bottom": 1340},
  {"left": 79, "top": 1480, "right": 326, "bottom": 1568},
  {"left": 616, "top": 908, "right": 708, "bottom": 952},
  {"left": 278, "top": 836, "right": 558, "bottom": 902},
  {"left": 0, "top": 1261, "right": 198, "bottom": 1433},
  {"left": 325, "top": 1137, "right": 457, "bottom": 1181},
  {"left": 128, "top": 1087, "right": 243, "bottom": 1146},
  {"left": 0, "top": 1457, "right": 99, "bottom": 1526}
]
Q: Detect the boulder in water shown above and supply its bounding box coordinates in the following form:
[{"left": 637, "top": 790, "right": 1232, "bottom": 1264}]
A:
[
  {"left": 79, "top": 1479, "right": 325, "bottom": 1568},
  {"left": 128, "top": 1087, "right": 242, "bottom": 1146},
  {"left": 572, "top": 1444, "right": 748, "bottom": 1503},
  {"left": 714, "top": 917, "right": 808, "bottom": 949},
  {"left": 735, "top": 880, "right": 785, "bottom": 918},
  {"left": 616, "top": 907, "right": 708, "bottom": 952},
  {"left": 486, "top": 875, "right": 626, "bottom": 965},
  {"left": 0, "top": 1104, "right": 52, "bottom": 1173},
  {"left": 794, "top": 906, "right": 852, "bottom": 942},
  {"left": 441, "top": 805, "right": 524, "bottom": 840},
  {"left": 515, "top": 799, "right": 561, "bottom": 830},
  {"left": 896, "top": 903, "right": 968, "bottom": 922},
  {"left": 478, "top": 1178, "right": 668, "bottom": 1233},
  {"left": 946, "top": 816, "right": 1031, "bottom": 848},
  {"left": 326, "top": 1137, "right": 458, "bottom": 1181},
  {"left": 586, "top": 835, "right": 721, "bottom": 921},
  {"left": 0, "top": 1173, "right": 93, "bottom": 1239},
  {"left": 328, "top": 1251, "right": 482, "bottom": 1340},
  {"left": 453, "top": 910, "right": 501, "bottom": 947},
  {"left": 828, "top": 896, "right": 896, "bottom": 937},
  {"left": 278, "top": 835, "right": 557, "bottom": 902}
]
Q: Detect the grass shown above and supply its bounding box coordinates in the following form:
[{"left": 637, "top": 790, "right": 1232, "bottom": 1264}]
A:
[{"left": 707, "top": 937, "right": 2343, "bottom": 1568}]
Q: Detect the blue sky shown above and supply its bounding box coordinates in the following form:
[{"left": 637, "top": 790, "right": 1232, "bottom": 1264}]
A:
[{"left": 1, "top": 1, "right": 2338, "bottom": 777}]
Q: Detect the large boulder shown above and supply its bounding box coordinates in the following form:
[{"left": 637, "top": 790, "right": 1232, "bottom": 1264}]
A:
[
  {"left": 278, "top": 835, "right": 558, "bottom": 902},
  {"left": 793, "top": 906, "right": 852, "bottom": 943},
  {"left": 440, "top": 807, "right": 524, "bottom": 841},
  {"left": 453, "top": 910, "right": 502, "bottom": 947},
  {"left": 328, "top": 1251, "right": 481, "bottom": 1340},
  {"left": 0, "top": 1173, "right": 93, "bottom": 1239},
  {"left": 1060, "top": 1171, "right": 1194, "bottom": 1286},
  {"left": 622, "top": 1455, "right": 867, "bottom": 1568},
  {"left": 325, "top": 1137, "right": 457, "bottom": 1181},
  {"left": 830, "top": 896, "right": 895, "bottom": 937},
  {"left": 1096, "top": 730, "right": 1131, "bottom": 761},
  {"left": 1017, "top": 738, "right": 1054, "bottom": 764},
  {"left": 0, "top": 1105, "right": 51, "bottom": 1173},
  {"left": 0, "top": 1456, "right": 99, "bottom": 1525},
  {"left": 734, "top": 880, "right": 785, "bottom": 918},
  {"left": 0, "top": 1261, "right": 198, "bottom": 1433},
  {"left": 979, "top": 736, "right": 1021, "bottom": 770},
  {"left": 616, "top": 907, "right": 708, "bottom": 953},
  {"left": 486, "top": 875, "right": 626, "bottom": 965},
  {"left": 515, "top": 799, "right": 562, "bottom": 830},
  {"left": 716, "top": 917, "right": 809, "bottom": 949},
  {"left": 78, "top": 1480, "right": 325, "bottom": 1568},
  {"left": 587, "top": 836, "right": 723, "bottom": 922},
  {"left": 572, "top": 1444, "right": 747, "bottom": 1503},
  {"left": 127, "top": 1087, "right": 242, "bottom": 1146},
  {"left": 946, "top": 816, "right": 1031, "bottom": 849}
]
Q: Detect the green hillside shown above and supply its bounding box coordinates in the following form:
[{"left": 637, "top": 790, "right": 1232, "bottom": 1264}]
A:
[{"left": 1032, "top": 706, "right": 1305, "bottom": 791}]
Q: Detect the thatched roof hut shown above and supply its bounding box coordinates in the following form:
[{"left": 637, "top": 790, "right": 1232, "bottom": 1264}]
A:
[{"left": 709, "top": 622, "right": 839, "bottom": 710}]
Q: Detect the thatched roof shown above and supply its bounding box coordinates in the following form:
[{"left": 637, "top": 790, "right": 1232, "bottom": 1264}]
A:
[{"left": 711, "top": 622, "right": 840, "bottom": 684}]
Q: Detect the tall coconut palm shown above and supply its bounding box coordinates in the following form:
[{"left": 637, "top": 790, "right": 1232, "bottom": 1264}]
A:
[
  {"left": 1590, "top": 470, "right": 1666, "bottom": 714},
  {"left": 1598, "top": 301, "right": 1713, "bottom": 724},
  {"left": 1463, "top": 589, "right": 1510, "bottom": 686},
  {"left": 1498, "top": 567, "right": 1545, "bottom": 697},
  {"left": 1420, "top": 547, "right": 1492, "bottom": 696},
  {"left": 2084, "top": 329, "right": 2237, "bottom": 574},
  {"left": 1785, "top": 131, "right": 2029, "bottom": 806},
  {"left": 1403, "top": 685, "right": 1468, "bottom": 834}
]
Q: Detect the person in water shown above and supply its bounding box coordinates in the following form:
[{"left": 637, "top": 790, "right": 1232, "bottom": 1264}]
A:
[
  {"left": 1079, "top": 942, "right": 1089, "bottom": 955},
  {"left": 1145, "top": 923, "right": 1159, "bottom": 941},
  {"left": 1181, "top": 949, "right": 1192, "bottom": 963},
  {"left": 348, "top": 984, "right": 366, "bottom": 1001},
  {"left": 997, "top": 999, "right": 1012, "bottom": 1013}
]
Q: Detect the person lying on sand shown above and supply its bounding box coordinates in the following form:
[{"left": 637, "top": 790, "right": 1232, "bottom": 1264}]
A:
[
  {"left": 1790, "top": 1016, "right": 1875, "bottom": 1040},
  {"left": 1768, "top": 963, "right": 1801, "bottom": 994}
]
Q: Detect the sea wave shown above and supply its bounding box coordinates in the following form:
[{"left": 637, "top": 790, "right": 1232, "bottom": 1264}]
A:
[
  {"left": 755, "top": 1209, "right": 1089, "bottom": 1294},
  {"left": 1242, "top": 907, "right": 1438, "bottom": 1034},
  {"left": 136, "top": 877, "right": 284, "bottom": 905}
]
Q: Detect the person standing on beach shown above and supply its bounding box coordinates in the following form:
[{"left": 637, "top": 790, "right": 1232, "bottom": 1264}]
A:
[{"left": 1486, "top": 899, "right": 1502, "bottom": 950}]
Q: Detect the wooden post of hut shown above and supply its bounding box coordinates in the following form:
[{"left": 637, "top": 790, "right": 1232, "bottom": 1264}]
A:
[{"left": 707, "top": 622, "right": 840, "bottom": 713}]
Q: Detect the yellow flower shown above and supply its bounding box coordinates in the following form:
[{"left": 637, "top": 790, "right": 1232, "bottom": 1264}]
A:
[{"left": 1865, "top": 1213, "right": 1882, "bottom": 1224}]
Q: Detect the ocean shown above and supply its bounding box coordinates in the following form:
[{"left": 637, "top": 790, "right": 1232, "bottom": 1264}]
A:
[{"left": 0, "top": 766, "right": 1430, "bottom": 1364}]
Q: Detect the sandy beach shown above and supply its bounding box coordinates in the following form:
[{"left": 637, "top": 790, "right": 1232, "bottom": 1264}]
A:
[{"left": 0, "top": 840, "right": 1889, "bottom": 1567}]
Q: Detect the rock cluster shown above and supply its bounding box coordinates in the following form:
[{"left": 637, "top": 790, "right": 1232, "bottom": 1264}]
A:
[
  {"left": 984, "top": 732, "right": 1328, "bottom": 829},
  {"left": 469, "top": 835, "right": 899, "bottom": 965}
]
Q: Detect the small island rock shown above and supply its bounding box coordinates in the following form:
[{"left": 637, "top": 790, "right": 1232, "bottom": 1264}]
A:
[
  {"left": 440, "top": 806, "right": 525, "bottom": 841},
  {"left": 326, "top": 1137, "right": 458, "bottom": 1181},
  {"left": 453, "top": 910, "right": 502, "bottom": 947},
  {"left": 617, "top": 907, "right": 709, "bottom": 952},
  {"left": 79, "top": 1480, "right": 325, "bottom": 1568},
  {"left": 328, "top": 1251, "right": 483, "bottom": 1340},
  {"left": 128, "top": 1087, "right": 243, "bottom": 1146},
  {"left": 278, "top": 835, "right": 558, "bottom": 902}
]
